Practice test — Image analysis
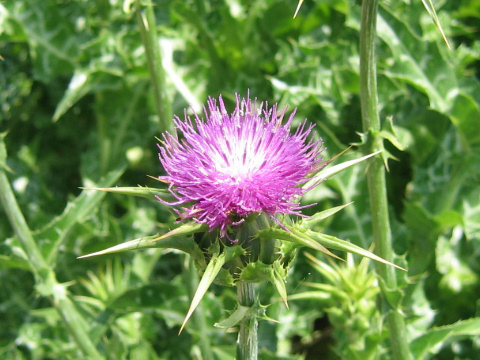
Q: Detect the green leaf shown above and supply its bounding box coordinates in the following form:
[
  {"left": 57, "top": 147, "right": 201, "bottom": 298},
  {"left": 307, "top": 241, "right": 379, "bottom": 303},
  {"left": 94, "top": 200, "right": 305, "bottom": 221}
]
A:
[
  {"left": 53, "top": 68, "right": 126, "bottom": 122},
  {"left": 375, "top": 10, "right": 452, "bottom": 113},
  {"left": 212, "top": 347, "right": 236, "bottom": 360},
  {"left": 463, "top": 189, "right": 480, "bottom": 241},
  {"left": 240, "top": 261, "right": 274, "bottom": 283},
  {"left": 213, "top": 267, "right": 236, "bottom": 287},
  {"left": 271, "top": 260, "right": 289, "bottom": 307},
  {"left": 53, "top": 71, "right": 91, "bottom": 122},
  {"left": 0, "top": 254, "right": 31, "bottom": 271},
  {"left": 449, "top": 92, "right": 480, "bottom": 147},
  {"left": 304, "top": 252, "right": 340, "bottom": 284},
  {"left": 287, "top": 291, "right": 331, "bottom": 303},
  {"left": 7, "top": 1, "right": 79, "bottom": 81},
  {"left": 180, "top": 245, "right": 244, "bottom": 333},
  {"left": 377, "top": 276, "right": 404, "bottom": 310},
  {"left": 404, "top": 202, "right": 443, "bottom": 276},
  {"left": 239, "top": 260, "right": 289, "bottom": 307},
  {"left": 215, "top": 305, "right": 250, "bottom": 329},
  {"left": 410, "top": 317, "right": 480, "bottom": 360},
  {"left": 379, "top": 116, "right": 408, "bottom": 151},
  {"left": 302, "top": 282, "right": 349, "bottom": 302}
]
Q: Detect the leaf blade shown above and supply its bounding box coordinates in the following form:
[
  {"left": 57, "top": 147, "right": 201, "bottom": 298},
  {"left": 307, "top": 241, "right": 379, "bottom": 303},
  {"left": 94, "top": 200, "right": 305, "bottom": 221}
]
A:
[{"left": 180, "top": 245, "right": 244, "bottom": 333}]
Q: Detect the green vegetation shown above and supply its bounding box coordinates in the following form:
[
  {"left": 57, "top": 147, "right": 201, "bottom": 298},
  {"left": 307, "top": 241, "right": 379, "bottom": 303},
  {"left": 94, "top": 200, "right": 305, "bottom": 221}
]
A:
[{"left": 1, "top": 0, "right": 479, "bottom": 359}]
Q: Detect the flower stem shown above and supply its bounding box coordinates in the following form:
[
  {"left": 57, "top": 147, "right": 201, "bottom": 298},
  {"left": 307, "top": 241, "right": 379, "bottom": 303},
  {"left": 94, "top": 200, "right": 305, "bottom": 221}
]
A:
[
  {"left": 359, "top": 1, "right": 412, "bottom": 359},
  {"left": 135, "top": 0, "right": 172, "bottom": 132},
  {"left": 236, "top": 282, "right": 258, "bottom": 360}
]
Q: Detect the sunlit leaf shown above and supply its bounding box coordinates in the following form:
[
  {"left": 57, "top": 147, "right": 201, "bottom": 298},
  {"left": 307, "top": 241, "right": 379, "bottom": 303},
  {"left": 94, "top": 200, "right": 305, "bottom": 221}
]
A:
[
  {"left": 304, "top": 151, "right": 381, "bottom": 189},
  {"left": 215, "top": 305, "right": 250, "bottom": 329},
  {"left": 77, "top": 221, "right": 207, "bottom": 259},
  {"left": 298, "top": 229, "right": 405, "bottom": 271},
  {"left": 180, "top": 245, "right": 244, "bottom": 333}
]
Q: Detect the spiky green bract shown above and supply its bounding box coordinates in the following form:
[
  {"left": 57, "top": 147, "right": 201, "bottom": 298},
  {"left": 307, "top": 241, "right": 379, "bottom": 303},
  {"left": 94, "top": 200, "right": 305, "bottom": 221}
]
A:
[
  {"left": 258, "top": 225, "right": 406, "bottom": 271},
  {"left": 77, "top": 222, "right": 207, "bottom": 264},
  {"left": 79, "top": 186, "right": 172, "bottom": 201},
  {"left": 180, "top": 242, "right": 245, "bottom": 333},
  {"left": 290, "top": 253, "right": 382, "bottom": 359}
]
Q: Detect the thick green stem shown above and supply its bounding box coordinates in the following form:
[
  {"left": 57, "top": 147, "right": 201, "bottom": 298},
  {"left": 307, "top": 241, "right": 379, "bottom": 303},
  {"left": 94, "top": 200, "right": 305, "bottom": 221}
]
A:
[
  {"left": 236, "top": 282, "right": 258, "bottom": 360},
  {"left": 359, "top": 1, "right": 412, "bottom": 359},
  {"left": 0, "top": 179, "right": 103, "bottom": 359},
  {"left": 0, "top": 175, "right": 48, "bottom": 273},
  {"left": 0, "top": 141, "right": 103, "bottom": 359},
  {"left": 136, "top": 0, "right": 173, "bottom": 132}
]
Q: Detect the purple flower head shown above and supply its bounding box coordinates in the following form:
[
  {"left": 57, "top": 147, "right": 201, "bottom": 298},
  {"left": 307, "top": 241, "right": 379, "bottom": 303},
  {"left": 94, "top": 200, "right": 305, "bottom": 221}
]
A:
[{"left": 158, "top": 94, "right": 324, "bottom": 239}]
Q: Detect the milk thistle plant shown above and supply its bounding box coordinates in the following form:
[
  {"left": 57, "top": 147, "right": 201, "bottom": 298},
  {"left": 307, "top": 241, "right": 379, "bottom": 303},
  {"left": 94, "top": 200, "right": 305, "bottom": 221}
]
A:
[{"left": 80, "top": 94, "right": 402, "bottom": 360}]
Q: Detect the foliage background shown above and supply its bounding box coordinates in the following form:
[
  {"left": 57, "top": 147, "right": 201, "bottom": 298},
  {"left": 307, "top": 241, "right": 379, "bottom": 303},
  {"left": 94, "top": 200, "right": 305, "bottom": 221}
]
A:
[{"left": 1, "top": 0, "right": 479, "bottom": 359}]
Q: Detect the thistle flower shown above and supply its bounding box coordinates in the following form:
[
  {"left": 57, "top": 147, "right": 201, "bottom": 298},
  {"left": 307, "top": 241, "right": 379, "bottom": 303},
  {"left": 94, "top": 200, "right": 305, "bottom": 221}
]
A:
[{"left": 158, "top": 94, "right": 324, "bottom": 239}]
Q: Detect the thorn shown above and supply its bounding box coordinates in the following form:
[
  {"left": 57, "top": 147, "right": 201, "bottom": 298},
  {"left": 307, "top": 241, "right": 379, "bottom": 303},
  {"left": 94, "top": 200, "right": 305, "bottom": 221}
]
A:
[
  {"left": 147, "top": 174, "right": 169, "bottom": 183},
  {"left": 178, "top": 321, "right": 187, "bottom": 335},
  {"left": 293, "top": 0, "right": 304, "bottom": 18}
]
